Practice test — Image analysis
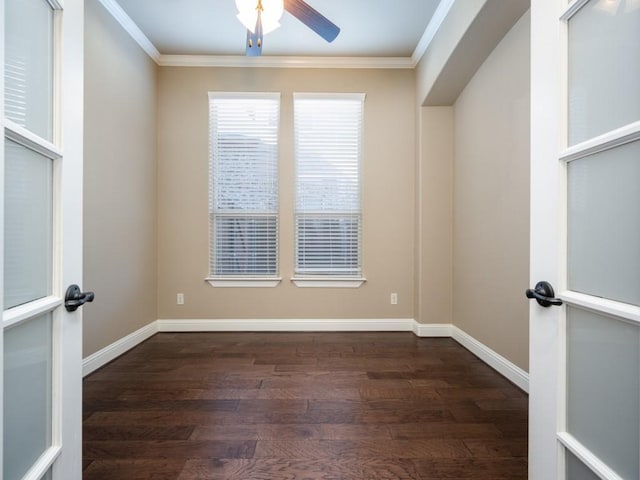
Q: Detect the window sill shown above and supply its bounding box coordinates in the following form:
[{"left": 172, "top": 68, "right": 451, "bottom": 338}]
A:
[
  {"left": 206, "top": 277, "right": 282, "bottom": 288},
  {"left": 291, "top": 277, "right": 367, "bottom": 288}
]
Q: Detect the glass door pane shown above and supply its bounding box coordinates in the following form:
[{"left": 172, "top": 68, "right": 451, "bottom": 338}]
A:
[
  {"left": 568, "top": 0, "right": 640, "bottom": 145},
  {"left": 3, "top": 313, "right": 53, "bottom": 480},
  {"left": 566, "top": 306, "right": 640, "bottom": 480},
  {"left": 567, "top": 140, "right": 640, "bottom": 306},
  {"left": 563, "top": 0, "right": 640, "bottom": 478},
  {"left": 4, "top": 0, "right": 54, "bottom": 140},
  {"left": 3, "top": 139, "right": 53, "bottom": 309},
  {"left": 566, "top": 451, "right": 601, "bottom": 480}
]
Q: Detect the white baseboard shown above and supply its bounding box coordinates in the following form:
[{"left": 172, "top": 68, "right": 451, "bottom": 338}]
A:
[
  {"left": 412, "top": 322, "right": 452, "bottom": 337},
  {"left": 157, "top": 318, "right": 415, "bottom": 332},
  {"left": 451, "top": 326, "right": 529, "bottom": 393},
  {"left": 83, "top": 319, "right": 529, "bottom": 393},
  {"left": 82, "top": 321, "right": 158, "bottom": 377}
]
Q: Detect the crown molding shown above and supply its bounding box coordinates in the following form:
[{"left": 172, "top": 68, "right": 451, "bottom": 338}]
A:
[
  {"left": 158, "top": 54, "right": 415, "bottom": 69},
  {"left": 412, "top": 0, "right": 456, "bottom": 65},
  {"left": 97, "top": 0, "right": 161, "bottom": 63},
  {"left": 102, "top": 0, "right": 454, "bottom": 69}
]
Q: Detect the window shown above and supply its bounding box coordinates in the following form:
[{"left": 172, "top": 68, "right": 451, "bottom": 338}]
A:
[
  {"left": 208, "top": 93, "right": 280, "bottom": 286},
  {"left": 293, "top": 93, "right": 365, "bottom": 287}
]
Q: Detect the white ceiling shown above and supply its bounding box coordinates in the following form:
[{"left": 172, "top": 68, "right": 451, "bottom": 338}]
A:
[{"left": 114, "top": 0, "right": 443, "bottom": 58}]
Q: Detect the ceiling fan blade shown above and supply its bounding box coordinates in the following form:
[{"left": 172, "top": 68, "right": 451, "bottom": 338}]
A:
[{"left": 284, "top": 0, "right": 340, "bottom": 43}]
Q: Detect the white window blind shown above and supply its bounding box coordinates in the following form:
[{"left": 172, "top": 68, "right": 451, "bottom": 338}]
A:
[
  {"left": 209, "top": 92, "right": 280, "bottom": 277},
  {"left": 294, "top": 93, "right": 365, "bottom": 277}
]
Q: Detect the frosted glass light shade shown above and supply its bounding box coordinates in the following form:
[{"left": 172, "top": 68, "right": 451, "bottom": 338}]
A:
[{"left": 236, "top": 0, "right": 284, "bottom": 34}]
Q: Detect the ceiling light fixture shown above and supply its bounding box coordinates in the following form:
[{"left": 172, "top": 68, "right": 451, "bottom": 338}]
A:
[
  {"left": 236, "top": 0, "right": 283, "bottom": 56},
  {"left": 235, "top": 0, "right": 340, "bottom": 57},
  {"left": 236, "top": 0, "right": 284, "bottom": 35}
]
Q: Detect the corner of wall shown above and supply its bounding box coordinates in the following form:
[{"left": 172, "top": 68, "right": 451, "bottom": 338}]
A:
[{"left": 416, "top": 106, "right": 454, "bottom": 325}]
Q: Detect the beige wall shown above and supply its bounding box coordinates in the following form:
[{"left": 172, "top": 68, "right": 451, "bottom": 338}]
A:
[
  {"left": 452, "top": 11, "right": 530, "bottom": 370},
  {"left": 82, "top": 2, "right": 531, "bottom": 375},
  {"left": 416, "top": 107, "right": 453, "bottom": 325},
  {"left": 83, "top": 0, "right": 158, "bottom": 356},
  {"left": 157, "top": 67, "right": 416, "bottom": 320}
]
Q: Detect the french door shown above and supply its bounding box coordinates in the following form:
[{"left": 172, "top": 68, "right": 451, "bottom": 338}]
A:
[
  {"left": 1, "top": 0, "right": 84, "bottom": 478},
  {"left": 530, "top": 0, "right": 640, "bottom": 479}
]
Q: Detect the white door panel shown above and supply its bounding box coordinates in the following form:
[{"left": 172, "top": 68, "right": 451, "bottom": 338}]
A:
[
  {"left": 530, "top": 1, "right": 640, "bottom": 479},
  {"left": 1, "top": 0, "right": 84, "bottom": 479}
]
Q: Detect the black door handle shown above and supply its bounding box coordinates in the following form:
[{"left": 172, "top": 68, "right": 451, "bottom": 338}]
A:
[
  {"left": 65, "top": 284, "right": 95, "bottom": 312},
  {"left": 526, "top": 281, "right": 563, "bottom": 307}
]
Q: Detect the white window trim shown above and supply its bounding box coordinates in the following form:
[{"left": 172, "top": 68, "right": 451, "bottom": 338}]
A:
[
  {"left": 206, "top": 277, "right": 282, "bottom": 288},
  {"left": 291, "top": 277, "right": 366, "bottom": 288}
]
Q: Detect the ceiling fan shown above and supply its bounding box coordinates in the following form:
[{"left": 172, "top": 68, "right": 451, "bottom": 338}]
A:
[{"left": 235, "top": 0, "right": 340, "bottom": 56}]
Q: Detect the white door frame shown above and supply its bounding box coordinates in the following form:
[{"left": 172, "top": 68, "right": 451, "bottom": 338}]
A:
[
  {"left": 0, "top": 0, "right": 4, "bottom": 471},
  {"left": 55, "top": 0, "right": 84, "bottom": 477},
  {"left": 529, "top": 0, "right": 564, "bottom": 478}
]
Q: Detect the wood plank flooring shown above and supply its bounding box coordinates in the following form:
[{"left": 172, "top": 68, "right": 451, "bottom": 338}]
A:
[{"left": 83, "top": 332, "right": 528, "bottom": 479}]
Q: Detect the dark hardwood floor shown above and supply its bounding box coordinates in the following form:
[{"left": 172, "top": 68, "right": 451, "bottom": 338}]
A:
[{"left": 83, "top": 332, "right": 528, "bottom": 479}]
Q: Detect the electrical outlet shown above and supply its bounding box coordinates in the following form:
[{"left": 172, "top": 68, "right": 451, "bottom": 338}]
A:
[
  {"left": 177, "top": 293, "right": 184, "bottom": 305},
  {"left": 390, "top": 293, "right": 398, "bottom": 305}
]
